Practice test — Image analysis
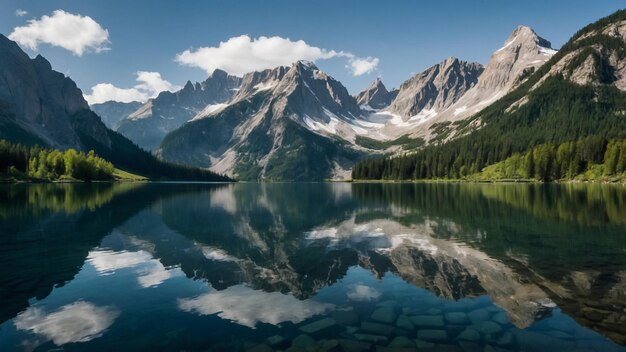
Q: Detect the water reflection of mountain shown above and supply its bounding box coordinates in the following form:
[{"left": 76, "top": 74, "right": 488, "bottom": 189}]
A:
[
  {"left": 0, "top": 183, "right": 225, "bottom": 325},
  {"left": 107, "top": 183, "right": 626, "bottom": 344},
  {"left": 2, "top": 183, "right": 625, "bottom": 345}
]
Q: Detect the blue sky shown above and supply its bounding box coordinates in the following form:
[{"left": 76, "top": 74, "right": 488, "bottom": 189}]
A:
[{"left": 0, "top": 0, "right": 623, "bottom": 103}]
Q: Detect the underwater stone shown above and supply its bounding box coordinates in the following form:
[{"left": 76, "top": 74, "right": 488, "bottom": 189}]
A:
[
  {"left": 265, "top": 335, "right": 285, "bottom": 347},
  {"left": 299, "top": 318, "right": 337, "bottom": 334},
  {"left": 332, "top": 309, "right": 360, "bottom": 326},
  {"left": 395, "top": 315, "right": 414, "bottom": 331},
  {"left": 410, "top": 315, "right": 445, "bottom": 328},
  {"left": 468, "top": 309, "right": 491, "bottom": 323},
  {"left": 492, "top": 312, "right": 510, "bottom": 325},
  {"left": 246, "top": 343, "right": 273, "bottom": 352},
  {"left": 417, "top": 329, "right": 448, "bottom": 342},
  {"left": 292, "top": 334, "right": 316, "bottom": 348},
  {"left": 371, "top": 307, "right": 397, "bottom": 324},
  {"left": 389, "top": 336, "right": 415, "bottom": 347},
  {"left": 361, "top": 321, "right": 395, "bottom": 336},
  {"left": 456, "top": 327, "right": 481, "bottom": 341},
  {"left": 445, "top": 312, "right": 470, "bottom": 325},
  {"left": 354, "top": 333, "right": 388, "bottom": 343},
  {"left": 476, "top": 321, "right": 503, "bottom": 335},
  {"left": 338, "top": 339, "right": 371, "bottom": 352}
]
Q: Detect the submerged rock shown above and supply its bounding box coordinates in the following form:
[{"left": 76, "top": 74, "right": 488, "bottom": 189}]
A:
[
  {"left": 354, "top": 333, "right": 388, "bottom": 343},
  {"left": 389, "top": 336, "right": 415, "bottom": 347},
  {"left": 332, "top": 309, "right": 360, "bottom": 326},
  {"left": 445, "top": 312, "right": 470, "bottom": 325},
  {"left": 300, "top": 318, "right": 337, "bottom": 334},
  {"left": 361, "top": 321, "right": 395, "bottom": 336},
  {"left": 468, "top": 309, "right": 491, "bottom": 323},
  {"left": 410, "top": 315, "right": 445, "bottom": 328},
  {"left": 338, "top": 339, "right": 371, "bottom": 352},
  {"left": 417, "top": 329, "right": 448, "bottom": 342},
  {"left": 292, "top": 334, "right": 316, "bottom": 348},
  {"left": 395, "top": 315, "right": 414, "bottom": 331},
  {"left": 371, "top": 307, "right": 397, "bottom": 324},
  {"left": 456, "top": 327, "right": 481, "bottom": 342},
  {"left": 476, "top": 321, "right": 503, "bottom": 334}
]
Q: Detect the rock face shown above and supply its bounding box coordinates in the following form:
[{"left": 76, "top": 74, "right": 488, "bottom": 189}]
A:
[
  {"left": 535, "top": 18, "right": 626, "bottom": 91},
  {"left": 404, "top": 25, "right": 556, "bottom": 141},
  {"left": 90, "top": 101, "right": 142, "bottom": 129},
  {"left": 389, "top": 57, "right": 484, "bottom": 120},
  {"left": 439, "top": 26, "right": 556, "bottom": 121},
  {"left": 116, "top": 69, "right": 242, "bottom": 150},
  {"left": 356, "top": 78, "right": 398, "bottom": 109},
  {"left": 0, "top": 34, "right": 111, "bottom": 149},
  {"left": 159, "top": 61, "right": 369, "bottom": 180}
]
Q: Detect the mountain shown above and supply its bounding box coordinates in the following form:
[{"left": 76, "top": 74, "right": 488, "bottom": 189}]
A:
[
  {"left": 388, "top": 57, "right": 484, "bottom": 120},
  {"left": 0, "top": 34, "right": 230, "bottom": 181},
  {"left": 90, "top": 101, "right": 142, "bottom": 129},
  {"left": 159, "top": 61, "right": 372, "bottom": 180},
  {"left": 425, "top": 26, "right": 556, "bottom": 135},
  {"left": 0, "top": 34, "right": 112, "bottom": 149},
  {"left": 353, "top": 10, "right": 626, "bottom": 181},
  {"left": 378, "top": 27, "right": 555, "bottom": 143},
  {"left": 116, "top": 70, "right": 242, "bottom": 151},
  {"left": 355, "top": 78, "right": 398, "bottom": 109}
]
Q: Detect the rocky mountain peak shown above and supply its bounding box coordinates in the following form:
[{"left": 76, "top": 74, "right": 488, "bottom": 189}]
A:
[
  {"left": 507, "top": 25, "right": 552, "bottom": 49},
  {"left": 389, "top": 57, "right": 484, "bottom": 119},
  {"left": 356, "top": 77, "right": 397, "bottom": 110},
  {"left": 0, "top": 34, "right": 108, "bottom": 149}
]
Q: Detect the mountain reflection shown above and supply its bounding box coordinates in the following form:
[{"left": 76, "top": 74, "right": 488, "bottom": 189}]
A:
[{"left": 1, "top": 182, "right": 625, "bottom": 349}]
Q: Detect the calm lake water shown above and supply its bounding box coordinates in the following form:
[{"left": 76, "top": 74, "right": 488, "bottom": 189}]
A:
[{"left": 0, "top": 182, "right": 625, "bottom": 351}]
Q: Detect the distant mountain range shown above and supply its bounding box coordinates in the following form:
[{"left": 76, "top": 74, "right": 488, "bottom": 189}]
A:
[
  {"left": 2, "top": 10, "right": 626, "bottom": 181},
  {"left": 98, "top": 24, "right": 561, "bottom": 180}
]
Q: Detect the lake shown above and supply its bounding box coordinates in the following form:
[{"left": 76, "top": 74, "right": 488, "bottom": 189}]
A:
[{"left": 0, "top": 182, "right": 625, "bottom": 351}]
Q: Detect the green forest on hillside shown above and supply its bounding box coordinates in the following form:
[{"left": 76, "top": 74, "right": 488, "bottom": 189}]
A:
[{"left": 0, "top": 140, "right": 114, "bottom": 181}]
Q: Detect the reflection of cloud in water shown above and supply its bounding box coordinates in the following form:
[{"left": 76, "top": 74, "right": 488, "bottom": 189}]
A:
[
  {"left": 14, "top": 301, "right": 119, "bottom": 345},
  {"left": 178, "top": 285, "right": 334, "bottom": 328},
  {"left": 346, "top": 284, "right": 381, "bottom": 301},
  {"left": 210, "top": 186, "right": 237, "bottom": 214},
  {"left": 87, "top": 249, "right": 171, "bottom": 288},
  {"left": 88, "top": 249, "right": 150, "bottom": 273},
  {"left": 201, "top": 246, "right": 239, "bottom": 262}
]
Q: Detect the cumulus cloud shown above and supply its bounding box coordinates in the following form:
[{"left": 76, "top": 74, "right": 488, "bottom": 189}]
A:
[
  {"left": 14, "top": 301, "right": 120, "bottom": 345},
  {"left": 175, "top": 35, "right": 378, "bottom": 77},
  {"left": 84, "top": 71, "right": 181, "bottom": 105},
  {"left": 15, "top": 9, "right": 28, "bottom": 17},
  {"left": 347, "top": 57, "right": 380, "bottom": 76},
  {"left": 9, "top": 10, "right": 109, "bottom": 56},
  {"left": 178, "top": 285, "right": 335, "bottom": 328}
]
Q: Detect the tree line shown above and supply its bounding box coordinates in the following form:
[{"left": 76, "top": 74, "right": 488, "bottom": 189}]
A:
[
  {"left": 353, "top": 137, "right": 626, "bottom": 181},
  {"left": 0, "top": 140, "right": 114, "bottom": 181}
]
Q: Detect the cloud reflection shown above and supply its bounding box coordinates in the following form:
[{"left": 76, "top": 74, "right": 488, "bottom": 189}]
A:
[
  {"left": 14, "top": 301, "right": 119, "bottom": 345},
  {"left": 178, "top": 285, "right": 334, "bottom": 328},
  {"left": 87, "top": 249, "right": 171, "bottom": 288}
]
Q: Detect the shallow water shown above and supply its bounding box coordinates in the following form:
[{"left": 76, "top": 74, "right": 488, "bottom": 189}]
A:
[{"left": 0, "top": 182, "right": 625, "bottom": 351}]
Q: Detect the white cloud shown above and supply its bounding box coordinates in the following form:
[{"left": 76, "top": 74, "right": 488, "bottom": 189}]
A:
[
  {"left": 178, "top": 285, "right": 335, "bottom": 328},
  {"left": 14, "top": 301, "right": 120, "bottom": 345},
  {"left": 348, "top": 57, "right": 380, "bottom": 76},
  {"left": 175, "top": 35, "right": 378, "bottom": 77},
  {"left": 15, "top": 9, "right": 28, "bottom": 17},
  {"left": 84, "top": 71, "right": 181, "bottom": 105},
  {"left": 9, "top": 10, "right": 109, "bottom": 56}
]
